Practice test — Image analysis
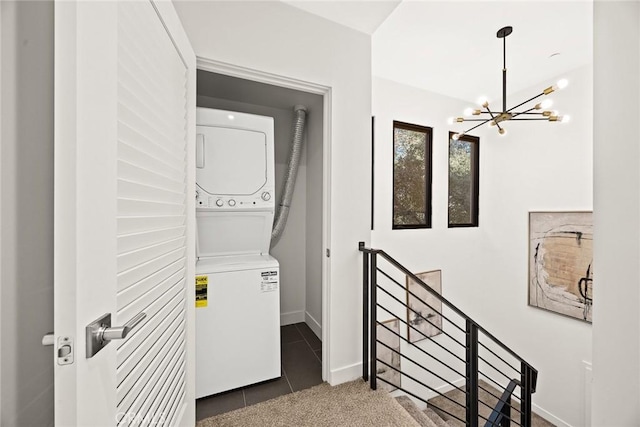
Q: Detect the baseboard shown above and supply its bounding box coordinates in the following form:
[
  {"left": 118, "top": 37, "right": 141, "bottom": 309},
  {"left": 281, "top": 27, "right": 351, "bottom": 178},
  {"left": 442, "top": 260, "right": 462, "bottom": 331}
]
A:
[
  {"left": 280, "top": 310, "right": 305, "bottom": 326},
  {"left": 304, "top": 311, "right": 322, "bottom": 339},
  {"left": 532, "top": 403, "right": 572, "bottom": 427},
  {"left": 328, "top": 362, "right": 362, "bottom": 386}
]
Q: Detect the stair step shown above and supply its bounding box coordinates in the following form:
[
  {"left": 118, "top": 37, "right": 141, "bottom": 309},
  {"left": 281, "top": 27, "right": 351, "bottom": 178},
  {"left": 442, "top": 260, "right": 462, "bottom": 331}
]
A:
[
  {"left": 423, "top": 407, "right": 450, "bottom": 427},
  {"left": 427, "top": 381, "right": 503, "bottom": 427},
  {"left": 395, "top": 396, "right": 442, "bottom": 427},
  {"left": 426, "top": 380, "right": 556, "bottom": 427}
]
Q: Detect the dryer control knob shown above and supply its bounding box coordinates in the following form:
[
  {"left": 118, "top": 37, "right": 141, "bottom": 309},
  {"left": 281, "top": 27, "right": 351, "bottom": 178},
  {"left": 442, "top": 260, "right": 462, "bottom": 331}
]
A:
[
  {"left": 215, "top": 199, "right": 224, "bottom": 207},
  {"left": 261, "top": 192, "right": 271, "bottom": 201},
  {"left": 228, "top": 199, "right": 236, "bottom": 207}
]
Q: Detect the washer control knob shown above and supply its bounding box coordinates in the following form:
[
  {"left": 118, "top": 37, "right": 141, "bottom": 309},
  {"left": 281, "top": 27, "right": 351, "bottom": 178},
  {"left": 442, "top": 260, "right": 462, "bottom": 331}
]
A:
[
  {"left": 261, "top": 192, "right": 271, "bottom": 201},
  {"left": 228, "top": 199, "right": 236, "bottom": 207},
  {"left": 215, "top": 199, "right": 224, "bottom": 207}
]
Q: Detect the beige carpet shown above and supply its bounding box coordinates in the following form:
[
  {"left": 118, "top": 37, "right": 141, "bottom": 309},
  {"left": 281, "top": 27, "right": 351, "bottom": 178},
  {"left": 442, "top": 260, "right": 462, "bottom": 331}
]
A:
[{"left": 197, "top": 379, "right": 420, "bottom": 427}]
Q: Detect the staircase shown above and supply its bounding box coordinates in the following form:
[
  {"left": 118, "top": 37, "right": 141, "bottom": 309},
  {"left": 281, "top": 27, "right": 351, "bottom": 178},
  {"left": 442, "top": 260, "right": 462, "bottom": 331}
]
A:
[
  {"left": 396, "top": 395, "right": 454, "bottom": 427},
  {"left": 395, "top": 381, "right": 555, "bottom": 427},
  {"left": 360, "top": 244, "right": 539, "bottom": 427}
]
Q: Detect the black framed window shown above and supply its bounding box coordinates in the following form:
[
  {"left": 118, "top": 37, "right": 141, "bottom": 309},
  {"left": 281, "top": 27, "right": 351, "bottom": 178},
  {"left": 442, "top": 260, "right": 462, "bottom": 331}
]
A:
[
  {"left": 392, "top": 121, "right": 432, "bottom": 229},
  {"left": 448, "top": 131, "right": 479, "bottom": 227}
]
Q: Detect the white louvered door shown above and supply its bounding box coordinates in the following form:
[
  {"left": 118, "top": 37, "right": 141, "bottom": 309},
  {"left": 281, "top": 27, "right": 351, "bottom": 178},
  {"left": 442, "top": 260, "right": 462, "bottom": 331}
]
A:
[{"left": 54, "top": 1, "right": 195, "bottom": 426}]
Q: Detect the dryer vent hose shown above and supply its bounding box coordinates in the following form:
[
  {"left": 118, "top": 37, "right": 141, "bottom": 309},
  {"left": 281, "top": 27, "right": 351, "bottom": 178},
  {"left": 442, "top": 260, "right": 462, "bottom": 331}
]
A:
[{"left": 271, "top": 105, "right": 307, "bottom": 246}]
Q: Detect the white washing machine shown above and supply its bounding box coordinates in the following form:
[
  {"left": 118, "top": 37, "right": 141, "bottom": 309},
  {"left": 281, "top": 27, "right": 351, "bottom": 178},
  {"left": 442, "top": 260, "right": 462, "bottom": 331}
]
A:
[{"left": 195, "top": 108, "right": 281, "bottom": 398}]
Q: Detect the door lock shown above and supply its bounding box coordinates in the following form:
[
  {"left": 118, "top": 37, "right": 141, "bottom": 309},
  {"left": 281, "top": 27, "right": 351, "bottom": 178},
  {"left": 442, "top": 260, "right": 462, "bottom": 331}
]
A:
[{"left": 42, "top": 333, "right": 74, "bottom": 365}]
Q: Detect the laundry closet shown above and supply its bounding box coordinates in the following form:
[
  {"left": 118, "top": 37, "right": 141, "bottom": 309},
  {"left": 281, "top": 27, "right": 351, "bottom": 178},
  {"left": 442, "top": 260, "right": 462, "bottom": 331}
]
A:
[{"left": 195, "top": 70, "right": 325, "bottom": 383}]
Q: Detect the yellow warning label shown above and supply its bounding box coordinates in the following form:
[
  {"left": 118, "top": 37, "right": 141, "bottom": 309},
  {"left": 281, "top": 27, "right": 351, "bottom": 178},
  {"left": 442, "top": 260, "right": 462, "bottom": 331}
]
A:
[{"left": 195, "top": 275, "right": 208, "bottom": 308}]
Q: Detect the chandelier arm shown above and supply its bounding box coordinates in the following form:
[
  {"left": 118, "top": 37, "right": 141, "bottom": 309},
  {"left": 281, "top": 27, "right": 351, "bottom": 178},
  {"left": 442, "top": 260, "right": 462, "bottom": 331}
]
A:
[
  {"left": 510, "top": 107, "right": 538, "bottom": 118},
  {"left": 506, "top": 92, "right": 545, "bottom": 113},
  {"left": 510, "top": 118, "right": 552, "bottom": 121},
  {"left": 460, "top": 118, "right": 493, "bottom": 135}
]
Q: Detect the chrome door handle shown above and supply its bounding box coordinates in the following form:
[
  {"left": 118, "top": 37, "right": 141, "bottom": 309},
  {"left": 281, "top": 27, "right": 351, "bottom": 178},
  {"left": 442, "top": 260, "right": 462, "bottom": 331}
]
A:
[
  {"left": 86, "top": 312, "right": 147, "bottom": 358},
  {"left": 98, "top": 312, "right": 146, "bottom": 341}
]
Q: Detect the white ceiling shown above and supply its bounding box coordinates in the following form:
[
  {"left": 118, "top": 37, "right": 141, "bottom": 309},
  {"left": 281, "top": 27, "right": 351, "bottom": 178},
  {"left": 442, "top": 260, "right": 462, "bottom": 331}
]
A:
[
  {"left": 282, "top": 1, "right": 402, "bottom": 35},
  {"left": 282, "top": 1, "right": 593, "bottom": 103}
]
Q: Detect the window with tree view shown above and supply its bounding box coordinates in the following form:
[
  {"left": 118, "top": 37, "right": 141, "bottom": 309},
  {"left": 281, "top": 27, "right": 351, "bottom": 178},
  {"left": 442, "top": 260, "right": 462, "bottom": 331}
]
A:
[
  {"left": 448, "top": 132, "right": 479, "bottom": 227},
  {"left": 393, "top": 121, "right": 432, "bottom": 229}
]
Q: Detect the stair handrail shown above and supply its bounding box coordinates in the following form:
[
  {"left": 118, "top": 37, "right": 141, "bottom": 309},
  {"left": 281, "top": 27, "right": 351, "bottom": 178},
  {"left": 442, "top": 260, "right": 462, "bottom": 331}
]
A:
[
  {"left": 359, "top": 244, "right": 537, "bottom": 376},
  {"left": 360, "top": 243, "right": 538, "bottom": 427},
  {"left": 484, "top": 379, "right": 519, "bottom": 427}
]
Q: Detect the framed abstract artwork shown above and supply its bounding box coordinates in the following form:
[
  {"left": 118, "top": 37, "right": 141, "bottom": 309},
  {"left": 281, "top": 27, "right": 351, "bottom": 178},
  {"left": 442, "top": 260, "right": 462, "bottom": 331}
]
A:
[
  {"left": 529, "top": 211, "right": 593, "bottom": 322},
  {"left": 406, "top": 270, "right": 443, "bottom": 343}
]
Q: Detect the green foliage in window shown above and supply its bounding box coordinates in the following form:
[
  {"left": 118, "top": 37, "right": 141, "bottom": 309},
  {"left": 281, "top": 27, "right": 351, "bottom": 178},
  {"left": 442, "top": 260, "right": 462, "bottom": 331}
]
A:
[
  {"left": 449, "top": 140, "right": 473, "bottom": 224},
  {"left": 448, "top": 134, "right": 479, "bottom": 227},
  {"left": 393, "top": 123, "right": 431, "bottom": 228}
]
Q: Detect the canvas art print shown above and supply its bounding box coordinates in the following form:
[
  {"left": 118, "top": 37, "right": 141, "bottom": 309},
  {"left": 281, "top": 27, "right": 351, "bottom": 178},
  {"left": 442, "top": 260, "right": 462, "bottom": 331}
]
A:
[
  {"left": 376, "top": 319, "right": 401, "bottom": 391},
  {"left": 406, "top": 270, "right": 443, "bottom": 343},
  {"left": 529, "top": 211, "right": 593, "bottom": 322}
]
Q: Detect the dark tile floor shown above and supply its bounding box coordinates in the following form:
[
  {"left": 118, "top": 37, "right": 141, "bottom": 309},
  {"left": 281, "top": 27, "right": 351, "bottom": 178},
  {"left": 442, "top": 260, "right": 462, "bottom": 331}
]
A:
[{"left": 196, "top": 322, "right": 322, "bottom": 421}]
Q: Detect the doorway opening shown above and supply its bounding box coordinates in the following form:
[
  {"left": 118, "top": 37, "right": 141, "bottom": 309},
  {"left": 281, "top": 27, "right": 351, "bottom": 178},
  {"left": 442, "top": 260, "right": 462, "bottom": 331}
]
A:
[{"left": 195, "top": 65, "right": 328, "bottom": 419}]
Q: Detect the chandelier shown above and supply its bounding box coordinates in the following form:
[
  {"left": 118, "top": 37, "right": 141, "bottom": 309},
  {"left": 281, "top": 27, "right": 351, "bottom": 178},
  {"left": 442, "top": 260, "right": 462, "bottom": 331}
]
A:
[{"left": 449, "top": 26, "right": 569, "bottom": 140}]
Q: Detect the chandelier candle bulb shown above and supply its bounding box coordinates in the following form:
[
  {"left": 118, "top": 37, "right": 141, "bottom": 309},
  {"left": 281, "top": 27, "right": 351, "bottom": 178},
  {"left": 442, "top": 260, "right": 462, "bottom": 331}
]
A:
[{"left": 535, "top": 99, "right": 553, "bottom": 110}]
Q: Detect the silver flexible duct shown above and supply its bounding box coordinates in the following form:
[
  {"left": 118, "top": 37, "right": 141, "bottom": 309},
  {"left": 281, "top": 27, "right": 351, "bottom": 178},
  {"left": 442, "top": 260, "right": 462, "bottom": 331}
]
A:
[{"left": 271, "top": 105, "right": 307, "bottom": 246}]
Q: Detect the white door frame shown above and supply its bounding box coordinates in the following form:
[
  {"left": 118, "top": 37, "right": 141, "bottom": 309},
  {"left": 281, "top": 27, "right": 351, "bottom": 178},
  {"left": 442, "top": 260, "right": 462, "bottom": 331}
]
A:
[{"left": 196, "top": 57, "right": 332, "bottom": 381}]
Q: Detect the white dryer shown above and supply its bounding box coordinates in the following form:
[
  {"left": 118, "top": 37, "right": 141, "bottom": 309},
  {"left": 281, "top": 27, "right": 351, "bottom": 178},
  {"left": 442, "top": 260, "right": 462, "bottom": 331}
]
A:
[
  {"left": 195, "top": 255, "right": 279, "bottom": 397},
  {"left": 195, "top": 108, "right": 281, "bottom": 398}
]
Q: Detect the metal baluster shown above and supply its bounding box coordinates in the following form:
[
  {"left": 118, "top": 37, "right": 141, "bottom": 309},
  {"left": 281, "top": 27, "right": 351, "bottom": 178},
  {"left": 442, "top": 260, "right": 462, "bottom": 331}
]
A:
[
  {"left": 370, "top": 252, "right": 377, "bottom": 390},
  {"left": 361, "top": 242, "right": 369, "bottom": 381},
  {"left": 521, "top": 364, "right": 532, "bottom": 427},
  {"left": 466, "top": 319, "right": 479, "bottom": 426},
  {"left": 500, "top": 394, "right": 511, "bottom": 427}
]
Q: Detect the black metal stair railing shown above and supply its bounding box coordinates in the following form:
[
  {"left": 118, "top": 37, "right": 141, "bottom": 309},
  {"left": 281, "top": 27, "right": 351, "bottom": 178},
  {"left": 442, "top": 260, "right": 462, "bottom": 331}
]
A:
[{"left": 360, "top": 243, "right": 538, "bottom": 427}]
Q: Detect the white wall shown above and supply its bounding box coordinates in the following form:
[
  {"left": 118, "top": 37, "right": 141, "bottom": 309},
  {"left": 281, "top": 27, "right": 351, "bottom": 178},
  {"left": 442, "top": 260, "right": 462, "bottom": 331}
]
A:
[
  {"left": 1, "top": 1, "right": 54, "bottom": 426},
  {"left": 592, "top": 2, "right": 640, "bottom": 425},
  {"left": 372, "top": 63, "right": 593, "bottom": 426},
  {"left": 174, "top": 1, "right": 371, "bottom": 382}
]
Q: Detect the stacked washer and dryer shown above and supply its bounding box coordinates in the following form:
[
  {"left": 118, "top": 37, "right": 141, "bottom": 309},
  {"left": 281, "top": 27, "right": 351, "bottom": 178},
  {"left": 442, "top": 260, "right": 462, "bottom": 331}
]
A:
[{"left": 195, "top": 108, "right": 281, "bottom": 398}]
